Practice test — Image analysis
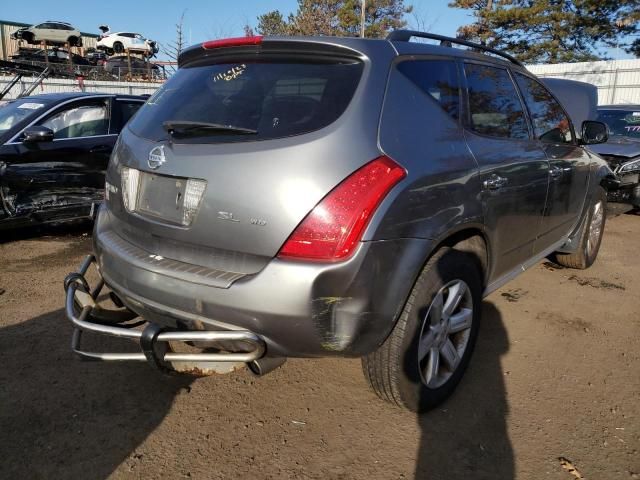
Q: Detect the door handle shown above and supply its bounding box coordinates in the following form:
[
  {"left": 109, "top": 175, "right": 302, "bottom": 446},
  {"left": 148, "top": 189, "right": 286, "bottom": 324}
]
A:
[
  {"left": 89, "top": 145, "right": 112, "bottom": 154},
  {"left": 483, "top": 174, "right": 508, "bottom": 191},
  {"left": 549, "top": 166, "right": 563, "bottom": 179}
]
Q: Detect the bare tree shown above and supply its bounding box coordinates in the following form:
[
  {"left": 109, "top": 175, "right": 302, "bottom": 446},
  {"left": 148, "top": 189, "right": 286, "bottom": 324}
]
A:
[{"left": 162, "top": 10, "right": 187, "bottom": 72}]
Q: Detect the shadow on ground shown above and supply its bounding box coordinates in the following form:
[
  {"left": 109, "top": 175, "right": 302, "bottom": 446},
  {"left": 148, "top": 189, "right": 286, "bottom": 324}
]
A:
[
  {"left": 0, "top": 221, "right": 93, "bottom": 245},
  {"left": 414, "top": 302, "right": 513, "bottom": 479},
  {"left": 0, "top": 308, "right": 193, "bottom": 479}
]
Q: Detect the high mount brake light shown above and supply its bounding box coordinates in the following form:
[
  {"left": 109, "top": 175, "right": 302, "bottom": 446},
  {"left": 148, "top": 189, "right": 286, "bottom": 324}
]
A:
[
  {"left": 202, "top": 36, "right": 263, "bottom": 50},
  {"left": 278, "top": 156, "right": 406, "bottom": 262}
]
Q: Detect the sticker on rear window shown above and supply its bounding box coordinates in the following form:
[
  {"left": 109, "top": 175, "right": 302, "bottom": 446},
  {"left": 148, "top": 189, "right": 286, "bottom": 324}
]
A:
[
  {"left": 213, "top": 64, "right": 246, "bottom": 82},
  {"left": 17, "top": 102, "right": 45, "bottom": 110}
]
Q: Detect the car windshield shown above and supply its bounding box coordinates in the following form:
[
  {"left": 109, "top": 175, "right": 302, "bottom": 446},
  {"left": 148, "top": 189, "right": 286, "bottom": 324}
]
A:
[
  {"left": 596, "top": 109, "right": 640, "bottom": 139},
  {"left": 0, "top": 98, "right": 51, "bottom": 138},
  {"left": 127, "top": 60, "right": 363, "bottom": 144}
]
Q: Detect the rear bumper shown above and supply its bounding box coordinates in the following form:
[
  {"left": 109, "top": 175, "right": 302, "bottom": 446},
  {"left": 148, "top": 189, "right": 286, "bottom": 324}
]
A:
[
  {"left": 64, "top": 255, "right": 265, "bottom": 373},
  {"left": 93, "top": 207, "right": 431, "bottom": 357}
]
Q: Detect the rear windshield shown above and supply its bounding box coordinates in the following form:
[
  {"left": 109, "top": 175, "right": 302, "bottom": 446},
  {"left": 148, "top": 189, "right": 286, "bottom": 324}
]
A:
[{"left": 128, "top": 60, "right": 363, "bottom": 143}]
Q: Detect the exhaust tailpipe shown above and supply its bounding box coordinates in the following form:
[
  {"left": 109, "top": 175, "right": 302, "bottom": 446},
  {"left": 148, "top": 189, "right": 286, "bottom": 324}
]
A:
[{"left": 248, "top": 357, "right": 286, "bottom": 376}]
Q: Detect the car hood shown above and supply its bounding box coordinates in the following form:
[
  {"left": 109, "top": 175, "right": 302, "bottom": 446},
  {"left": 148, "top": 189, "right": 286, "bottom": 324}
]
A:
[{"left": 589, "top": 136, "right": 640, "bottom": 159}]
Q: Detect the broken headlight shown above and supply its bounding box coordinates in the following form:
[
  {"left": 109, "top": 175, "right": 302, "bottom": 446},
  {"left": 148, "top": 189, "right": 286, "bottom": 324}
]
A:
[{"left": 618, "top": 158, "right": 640, "bottom": 174}]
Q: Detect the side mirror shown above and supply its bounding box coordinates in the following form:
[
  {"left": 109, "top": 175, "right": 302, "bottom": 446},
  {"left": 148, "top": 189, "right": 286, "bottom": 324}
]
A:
[
  {"left": 23, "top": 126, "right": 54, "bottom": 143},
  {"left": 581, "top": 121, "right": 608, "bottom": 145}
]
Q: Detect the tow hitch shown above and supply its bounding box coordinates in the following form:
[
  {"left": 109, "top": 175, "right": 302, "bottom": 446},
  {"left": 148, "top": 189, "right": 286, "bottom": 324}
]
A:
[{"left": 63, "top": 255, "right": 266, "bottom": 375}]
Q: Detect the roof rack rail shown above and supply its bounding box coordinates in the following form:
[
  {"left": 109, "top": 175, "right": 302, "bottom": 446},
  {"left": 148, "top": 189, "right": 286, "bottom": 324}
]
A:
[{"left": 386, "top": 30, "right": 523, "bottom": 67}]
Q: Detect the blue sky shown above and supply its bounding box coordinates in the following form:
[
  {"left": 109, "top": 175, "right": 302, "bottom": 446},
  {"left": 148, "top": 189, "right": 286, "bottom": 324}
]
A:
[
  {"left": 1, "top": 0, "right": 632, "bottom": 60},
  {"left": 0, "top": 1, "right": 476, "bottom": 53}
]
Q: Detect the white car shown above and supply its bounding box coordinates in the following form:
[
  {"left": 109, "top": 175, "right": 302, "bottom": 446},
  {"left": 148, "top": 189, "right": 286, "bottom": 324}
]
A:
[
  {"left": 96, "top": 32, "right": 157, "bottom": 56},
  {"left": 12, "top": 21, "right": 82, "bottom": 47}
]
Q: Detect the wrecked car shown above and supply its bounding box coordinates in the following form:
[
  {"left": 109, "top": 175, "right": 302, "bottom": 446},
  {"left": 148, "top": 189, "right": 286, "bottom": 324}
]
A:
[
  {"left": 65, "top": 32, "right": 614, "bottom": 412},
  {"left": 0, "top": 92, "right": 145, "bottom": 229},
  {"left": 592, "top": 105, "right": 640, "bottom": 208}
]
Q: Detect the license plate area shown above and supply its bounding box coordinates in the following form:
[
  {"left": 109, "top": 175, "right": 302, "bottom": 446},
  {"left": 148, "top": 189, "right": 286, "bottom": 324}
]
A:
[{"left": 137, "top": 172, "right": 189, "bottom": 225}]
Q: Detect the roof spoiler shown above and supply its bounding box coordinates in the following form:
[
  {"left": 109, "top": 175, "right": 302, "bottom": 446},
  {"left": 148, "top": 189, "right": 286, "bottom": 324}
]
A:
[{"left": 178, "top": 36, "right": 363, "bottom": 69}]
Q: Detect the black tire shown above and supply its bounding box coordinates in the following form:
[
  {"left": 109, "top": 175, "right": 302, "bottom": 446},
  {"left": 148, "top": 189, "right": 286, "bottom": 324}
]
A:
[
  {"left": 362, "top": 247, "right": 483, "bottom": 413},
  {"left": 68, "top": 36, "right": 81, "bottom": 47},
  {"left": 555, "top": 187, "right": 607, "bottom": 269},
  {"left": 113, "top": 41, "right": 124, "bottom": 54},
  {"left": 22, "top": 32, "right": 35, "bottom": 44}
]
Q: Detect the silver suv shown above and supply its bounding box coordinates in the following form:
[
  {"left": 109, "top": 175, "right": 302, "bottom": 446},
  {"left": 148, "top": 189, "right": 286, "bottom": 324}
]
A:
[{"left": 65, "top": 31, "right": 613, "bottom": 412}]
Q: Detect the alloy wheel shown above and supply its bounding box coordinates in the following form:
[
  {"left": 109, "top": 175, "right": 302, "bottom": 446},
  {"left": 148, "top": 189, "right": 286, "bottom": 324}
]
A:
[{"left": 418, "top": 279, "right": 474, "bottom": 389}]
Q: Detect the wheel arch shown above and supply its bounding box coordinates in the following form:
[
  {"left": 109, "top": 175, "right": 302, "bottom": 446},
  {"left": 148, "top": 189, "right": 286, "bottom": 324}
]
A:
[{"left": 426, "top": 224, "right": 490, "bottom": 288}]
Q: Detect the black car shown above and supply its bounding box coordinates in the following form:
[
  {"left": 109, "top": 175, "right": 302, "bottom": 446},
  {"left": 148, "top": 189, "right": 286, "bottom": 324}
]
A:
[
  {"left": 10, "top": 47, "right": 91, "bottom": 66},
  {"left": 0, "top": 92, "right": 146, "bottom": 229},
  {"left": 591, "top": 105, "right": 640, "bottom": 208},
  {"left": 85, "top": 50, "right": 108, "bottom": 66},
  {"left": 103, "top": 56, "right": 162, "bottom": 79}
]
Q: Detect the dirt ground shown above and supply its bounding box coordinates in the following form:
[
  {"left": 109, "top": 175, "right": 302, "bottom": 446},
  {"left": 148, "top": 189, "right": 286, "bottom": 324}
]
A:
[{"left": 0, "top": 213, "right": 638, "bottom": 480}]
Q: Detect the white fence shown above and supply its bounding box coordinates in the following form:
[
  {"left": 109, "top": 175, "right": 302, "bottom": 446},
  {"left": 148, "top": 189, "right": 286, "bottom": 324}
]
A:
[
  {"left": 527, "top": 59, "right": 640, "bottom": 105},
  {"left": 0, "top": 75, "right": 160, "bottom": 100}
]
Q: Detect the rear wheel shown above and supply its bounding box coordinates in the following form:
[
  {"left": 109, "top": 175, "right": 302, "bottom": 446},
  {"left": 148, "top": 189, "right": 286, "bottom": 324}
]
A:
[
  {"left": 362, "top": 248, "right": 482, "bottom": 413},
  {"left": 68, "top": 36, "right": 81, "bottom": 47},
  {"left": 555, "top": 187, "right": 607, "bottom": 269}
]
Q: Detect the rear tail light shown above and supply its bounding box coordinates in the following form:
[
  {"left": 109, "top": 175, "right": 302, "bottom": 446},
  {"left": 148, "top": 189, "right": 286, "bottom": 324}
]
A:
[
  {"left": 120, "top": 166, "right": 140, "bottom": 212},
  {"left": 202, "top": 36, "right": 263, "bottom": 50},
  {"left": 278, "top": 156, "right": 406, "bottom": 262}
]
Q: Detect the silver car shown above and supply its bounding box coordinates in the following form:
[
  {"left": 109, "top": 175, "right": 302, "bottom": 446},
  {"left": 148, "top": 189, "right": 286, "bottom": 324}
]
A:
[
  {"left": 65, "top": 31, "right": 613, "bottom": 412},
  {"left": 12, "top": 21, "right": 82, "bottom": 47}
]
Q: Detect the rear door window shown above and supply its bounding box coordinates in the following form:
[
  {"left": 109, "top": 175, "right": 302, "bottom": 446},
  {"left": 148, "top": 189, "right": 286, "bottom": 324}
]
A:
[
  {"left": 515, "top": 74, "right": 574, "bottom": 144},
  {"left": 464, "top": 63, "right": 529, "bottom": 140},
  {"left": 397, "top": 60, "right": 460, "bottom": 120},
  {"left": 128, "top": 60, "right": 363, "bottom": 143}
]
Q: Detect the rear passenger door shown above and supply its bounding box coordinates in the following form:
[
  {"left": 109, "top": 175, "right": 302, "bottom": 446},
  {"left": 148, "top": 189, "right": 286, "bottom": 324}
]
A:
[
  {"left": 513, "top": 73, "right": 589, "bottom": 250},
  {"left": 462, "top": 62, "right": 549, "bottom": 280}
]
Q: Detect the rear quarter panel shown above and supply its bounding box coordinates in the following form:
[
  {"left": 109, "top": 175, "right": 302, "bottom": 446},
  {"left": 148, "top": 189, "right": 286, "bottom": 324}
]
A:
[{"left": 372, "top": 57, "right": 483, "bottom": 243}]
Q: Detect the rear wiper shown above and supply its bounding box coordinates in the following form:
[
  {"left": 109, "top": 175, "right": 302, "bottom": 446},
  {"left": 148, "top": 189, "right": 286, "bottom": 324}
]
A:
[{"left": 162, "top": 120, "right": 257, "bottom": 136}]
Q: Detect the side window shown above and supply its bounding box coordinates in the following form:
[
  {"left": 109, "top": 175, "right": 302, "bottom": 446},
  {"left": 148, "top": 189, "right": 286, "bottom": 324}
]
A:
[
  {"left": 397, "top": 60, "right": 460, "bottom": 120},
  {"left": 464, "top": 63, "right": 529, "bottom": 140},
  {"left": 114, "top": 101, "right": 144, "bottom": 132},
  {"left": 515, "top": 74, "right": 574, "bottom": 144},
  {"left": 39, "top": 102, "right": 108, "bottom": 139}
]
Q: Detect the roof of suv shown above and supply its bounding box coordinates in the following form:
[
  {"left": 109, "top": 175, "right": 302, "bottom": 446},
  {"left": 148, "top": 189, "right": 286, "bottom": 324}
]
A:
[{"left": 178, "top": 31, "right": 526, "bottom": 72}]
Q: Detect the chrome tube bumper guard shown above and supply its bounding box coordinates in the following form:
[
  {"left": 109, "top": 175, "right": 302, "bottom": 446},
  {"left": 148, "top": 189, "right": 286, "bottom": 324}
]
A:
[{"left": 63, "top": 255, "right": 266, "bottom": 372}]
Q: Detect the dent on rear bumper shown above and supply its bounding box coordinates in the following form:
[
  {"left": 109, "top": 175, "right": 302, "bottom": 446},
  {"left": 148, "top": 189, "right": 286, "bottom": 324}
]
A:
[{"left": 94, "top": 207, "right": 431, "bottom": 358}]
